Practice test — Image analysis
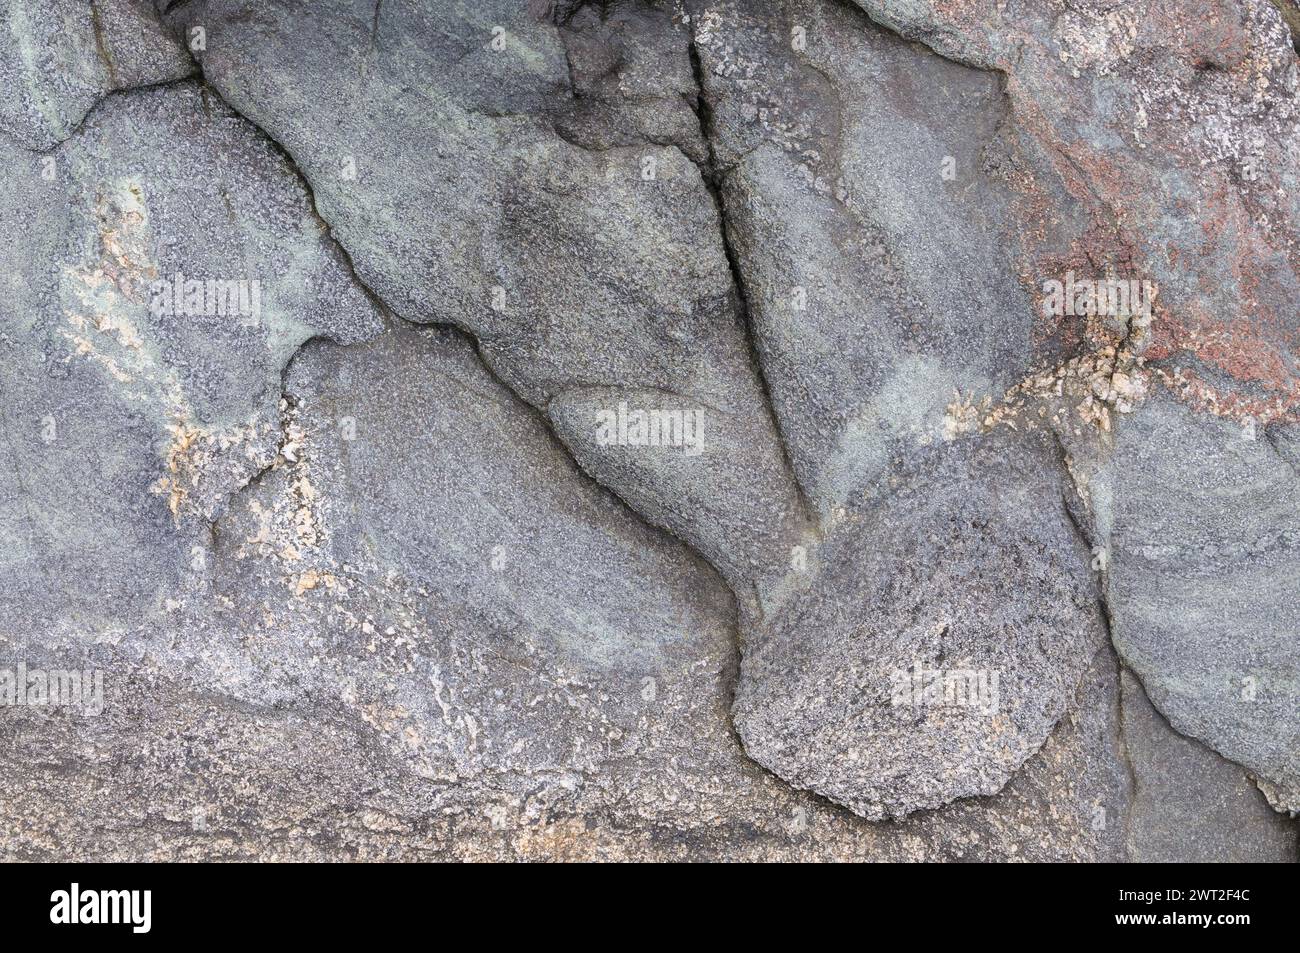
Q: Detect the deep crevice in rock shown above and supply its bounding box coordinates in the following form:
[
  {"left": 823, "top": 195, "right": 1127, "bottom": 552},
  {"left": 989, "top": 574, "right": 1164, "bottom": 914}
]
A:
[
  {"left": 153, "top": 83, "right": 747, "bottom": 654},
  {"left": 685, "top": 30, "right": 820, "bottom": 536}
]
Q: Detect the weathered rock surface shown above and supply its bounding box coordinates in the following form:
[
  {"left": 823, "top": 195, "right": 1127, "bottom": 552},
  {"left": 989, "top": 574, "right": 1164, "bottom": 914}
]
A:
[
  {"left": 686, "top": 0, "right": 1116, "bottom": 816},
  {"left": 825, "top": 0, "right": 1300, "bottom": 808},
  {"left": 0, "top": 0, "right": 193, "bottom": 150},
  {"left": 1093, "top": 394, "right": 1300, "bottom": 813},
  {"left": 1121, "top": 669, "right": 1297, "bottom": 862},
  {"left": 159, "top": 0, "right": 811, "bottom": 597},
  {"left": 1, "top": 0, "right": 1297, "bottom": 860},
  {"left": 0, "top": 325, "right": 1138, "bottom": 861},
  {"left": 735, "top": 428, "right": 1107, "bottom": 819},
  {"left": 202, "top": 324, "right": 753, "bottom": 816},
  {"left": 0, "top": 316, "right": 1141, "bottom": 860},
  {"left": 689, "top": 0, "right": 1077, "bottom": 513},
  {"left": 0, "top": 639, "right": 1137, "bottom": 861},
  {"left": 0, "top": 80, "right": 381, "bottom": 636}
]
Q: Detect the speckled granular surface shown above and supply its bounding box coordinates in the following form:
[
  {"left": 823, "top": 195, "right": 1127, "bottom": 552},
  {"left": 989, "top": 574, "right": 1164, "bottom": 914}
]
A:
[{"left": 0, "top": 0, "right": 1296, "bottom": 861}]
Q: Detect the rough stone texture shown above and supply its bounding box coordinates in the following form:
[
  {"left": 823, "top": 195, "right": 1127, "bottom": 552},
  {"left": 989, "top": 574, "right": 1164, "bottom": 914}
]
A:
[
  {"left": 846, "top": 0, "right": 1300, "bottom": 420},
  {"left": 552, "top": 0, "right": 709, "bottom": 164},
  {"left": 1121, "top": 669, "right": 1297, "bottom": 862},
  {"left": 683, "top": 0, "right": 1119, "bottom": 816},
  {"left": 688, "top": 0, "right": 1077, "bottom": 514},
  {"left": 199, "top": 324, "right": 757, "bottom": 826},
  {"left": 1093, "top": 393, "right": 1300, "bottom": 813},
  {"left": 0, "top": 641, "right": 1137, "bottom": 861},
  {"left": 1, "top": 0, "right": 1297, "bottom": 860},
  {"left": 804, "top": 0, "right": 1300, "bottom": 810},
  {"left": 735, "top": 429, "right": 1108, "bottom": 819},
  {"left": 0, "top": 325, "right": 1137, "bottom": 861},
  {"left": 0, "top": 81, "right": 381, "bottom": 638},
  {"left": 1272, "top": 0, "right": 1300, "bottom": 51},
  {"left": 158, "top": 0, "right": 812, "bottom": 599},
  {"left": 0, "top": 0, "right": 193, "bottom": 150}
]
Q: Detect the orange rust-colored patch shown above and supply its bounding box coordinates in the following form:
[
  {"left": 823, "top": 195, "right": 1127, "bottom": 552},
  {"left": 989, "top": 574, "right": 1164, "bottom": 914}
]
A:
[
  {"left": 1155, "top": 363, "right": 1300, "bottom": 425},
  {"left": 890, "top": 0, "right": 1299, "bottom": 427},
  {"left": 1163, "top": 318, "right": 1296, "bottom": 388}
]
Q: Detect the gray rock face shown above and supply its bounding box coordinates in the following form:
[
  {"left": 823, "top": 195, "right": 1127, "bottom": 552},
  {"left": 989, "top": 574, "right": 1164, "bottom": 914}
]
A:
[
  {"left": 1121, "top": 669, "right": 1297, "bottom": 862},
  {"left": 0, "top": 0, "right": 192, "bottom": 150},
  {"left": 736, "top": 429, "right": 1107, "bottom": 819},
  {"left": 0, "top": 80, "right": 380, "bottom": 637},
  {"left": 0, "top": 316, "right": 1138, "bottom": 861},
  {"left": 688, "top": 0, "right": 1076, "bottom": 515},
  {"left": 0, "top": 325, "right": 1136, "bottom": 861},
  {"left": 686, "top": 0, "right": 1109, "bottom": 816},
  {"left": 204, "top": 324, "right": 750, "bottom": 803},
  {"left": 829, "top": 0, "right": 1300, "bottom": 808},
  {"left": 1094, "top": 394, "right": 1300, "bottom": 813},
  {"left": 0, "top": 637, "right": 1135, "bottom": 861},
  {"left": 551, "top": 1, "right": 708, "bottom": 164},
  {"left": 159, "top": 0, "right": 811, "bottom": 597},
  {"left": 1, "top": 0, "right": 1297, "bottom": 860}
]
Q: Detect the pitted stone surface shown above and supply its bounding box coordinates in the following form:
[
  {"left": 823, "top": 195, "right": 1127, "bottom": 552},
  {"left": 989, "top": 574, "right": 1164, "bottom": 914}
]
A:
[
  {"left": 0, "top": 0, "right": 1296, "bottom": 860},
  {"left": 0, "top": 0, "right": 193, "bottom": 150},
  {"left": 735, "top": 429, "right": 1107, "bottom": 819},
  {"left": 0, "top": 82, "right": 381, "bottom": 635},
  {"left": 158, "top": 0, "right": 811, "bottom": 597}
]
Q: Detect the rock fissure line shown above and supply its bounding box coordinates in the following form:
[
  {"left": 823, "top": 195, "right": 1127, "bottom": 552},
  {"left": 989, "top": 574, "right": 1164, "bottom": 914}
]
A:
[
  {"left": 172, "top": 13, "right": 854, "bottom": 813},
  {"left": 685, "top": 28, "right": 820, "bottom": 541},
  {"left": 158, "top": 49, "right": 752, "bottom": 628},
  {"left": 88, "top": 1, "right": 119, "bottom": 88}
]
